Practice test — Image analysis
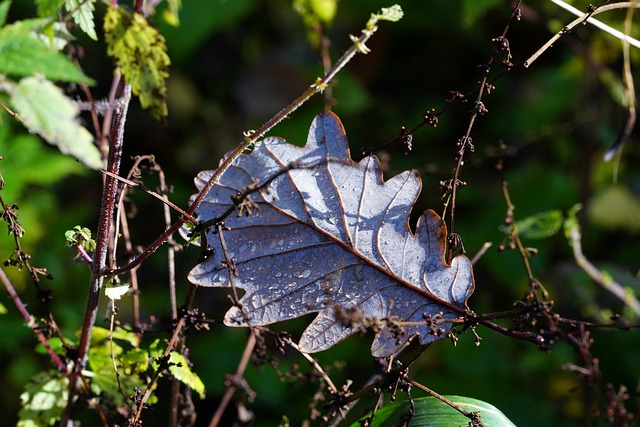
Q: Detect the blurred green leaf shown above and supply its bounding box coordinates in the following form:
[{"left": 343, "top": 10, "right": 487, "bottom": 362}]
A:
[
  {"left": 65, "top": 0, "right": 97, "bottom": 40},
  {"left": 9, "top": 76, "right": 102, "bottom": 169},
  {"left": 563, "top": 203, "right": 582, "bottom": 241},
  {"left": 0, "top": 0, "right": 11, "bottom": 27},
  {"left": 589, "top": 186, "right": 640, "bottom": 232},
  {"left": 35, "top": 0, "right": 64, "bottom": 17},
  {"left": 0, "top": 301, "right": 7, "bottom": 314},
  {"left": 0, "top": 122, "right": 86, "bottom": 202},
  {"left": 34, "top": 337, "right": 65, "bottom": 355},
  {"left": 502, "top": 209, "right": 564, "bottom": 239},
  {"left": 17, "top": 371, "right": 68, "bottom": 427},
  {"left": 0, "top": 20, "right": 94, "bottom": 83},
  {"left": 352, "top": 395, "right": 517, "bottom": 427},
  {"left": 293, "top": 0, "right": 338, "bottom": 46},
  {"left": 104, "top": 6, "right": 170, "bottom": 119},
  {"left": 162, "top": 0, "right": 181, "bottom": 26}
]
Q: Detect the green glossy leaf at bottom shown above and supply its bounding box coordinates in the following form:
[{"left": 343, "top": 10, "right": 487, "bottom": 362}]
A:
[{"left": 353, "top": 395, "right": 517, "bottom": 427}]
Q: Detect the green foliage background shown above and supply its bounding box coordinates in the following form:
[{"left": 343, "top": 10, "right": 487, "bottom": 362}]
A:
[{"left": 1, "top": 0, "right": 639, "bottom": 425}]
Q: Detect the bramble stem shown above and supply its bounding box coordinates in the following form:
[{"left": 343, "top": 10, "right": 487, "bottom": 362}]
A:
[{"left": 61, "top": 84, "right": 132, "bottom": 425}]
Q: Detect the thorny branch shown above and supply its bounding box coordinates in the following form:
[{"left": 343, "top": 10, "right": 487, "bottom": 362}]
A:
[{"left": 62, "top": 83, "right": 132, "bottom": 426}]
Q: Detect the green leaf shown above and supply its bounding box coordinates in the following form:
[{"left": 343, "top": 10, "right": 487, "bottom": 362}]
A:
[
  {"left": 35, "top": 0, "right": 64, "bottom": 17},
  {"left": 88, "top": 326, "right": 149, "bottom": 407},
  {"left": 105, "top": 284, "right": 130, "bottom": 301},
  {"left": 352, "top": 396, "right": 517, "bottom": 427},
  {"left": 293, "top": 0, "right": 337, "bottom": 47},
  {"left": 0, "top": 301, "right": 7, "bottom": 314},
  {"left": 589, "top": 186, "right": 640, "bottom": 232},
  {"left": 166, "top": 351, "right": 206, "bottom": 399},
  {"left": 35, "top": 337, "right": 64, "bottom": 355},
  {"left": 120, "top": 348, "right": 150, "bottom": 374},
  {"left": 374, "top": 4, "right": 403, "bottom": 22},
  {"left": 563, "top": 203, "right": 582, "bottom": 240},
  {"left": 64, "top": 225, "right": 96, "bottom": 251},
  {"left": 0, "top": 123, "right": 85, "bottom": 202},
  {"left": 162, "top": 0, "right": 181, "bottom": 26},
  {"left": 501, "top": 209, "right": 564, "bottom": 239},
  {"left": 0, "top": 20, "right": 94, "bottom": 83},
  {"left": 18, "top": 371, "right": 68, "bottom": 427},
  {"left": 65, "top": 0, "right": 97, "bottom": 40},
  {"left": 104, "top": 6, "right": 171, "bottom": 119},
  {"left": 0, "top": 0, "right": 11, "bottom": 28},
  {"left": 9, "top": 76, "right": 102, "bottom": 169}
]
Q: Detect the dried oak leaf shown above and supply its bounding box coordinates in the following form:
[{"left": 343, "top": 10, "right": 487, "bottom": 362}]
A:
[{"left": 186, "top": 111, "right": 475, "bottom": 357}]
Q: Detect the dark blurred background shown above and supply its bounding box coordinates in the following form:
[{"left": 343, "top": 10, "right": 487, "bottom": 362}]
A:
[{"left": 1, "top": 0, "right": 639, "bottom": 425}]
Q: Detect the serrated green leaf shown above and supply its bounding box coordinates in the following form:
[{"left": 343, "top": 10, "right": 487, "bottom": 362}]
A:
[
  {"left": 18, "top": 371, "right": 68, "bottom": 427},
  {"left": 0, "top": 0, "right": 11, "bottom": 28},
  {"left": 104, "top": 6, "right": 170, "bottom": 119},
  {"left": 87, "top": 326, "right": 149, "bottom": 407},
  {"left": 167, "top": 351, "right": 205, "bottom": 399},
  {"left": 65, "top": 0, "right": 97, "bottom": 40},
  {"left": 352, "top": 396, "right": 517, "bottom": 427},
  {"left": 9, "top": 76, "right": 102, "bottom": 169},
  {"left": 65, "top": 225, "right": 95, "bottom": 252},
  {"left": 0, "top": 20, "right": 94, "bottom": 83},
  {"left": 105, "top": 284, "right": 130, "bottom": 301}
]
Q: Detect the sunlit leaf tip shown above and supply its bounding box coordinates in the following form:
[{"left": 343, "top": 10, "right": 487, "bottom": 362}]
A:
[{"left": 377, "top": 4, "right": 403, "bottom": 22}]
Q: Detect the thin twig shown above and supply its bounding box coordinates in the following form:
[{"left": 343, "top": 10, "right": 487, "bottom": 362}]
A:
[
  {"left": 525, "top": 2, "right": 640, "bottom": 68},
  {"left": 407, "top": 378, "right": 478, "bottom": 420},
  {"left": 101, "top": 170, "right": 198, "bottom": 225},
  {"left": 0, "top": 266, "right": 66, "bottom": 371},
  {"left": 604, "top": 1, "right": 637, "bottom": 164},
  {"left": 470, "top": 242, "right": 493, "bottom": 265},
  {"left": 550, "top": 0, "right": 640, "bottom": 50},
  {"left": 283, "top": 337, "right": 338, "bottom": 393},
  {"left": 208, "top": 333, "right": 257, "bottom": 427},
  {"left": 447, "top": 0, "right": 522, "bottom": 258},
  {"left": 568, "top": 223, "right": 640, "bottom": 316}
]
